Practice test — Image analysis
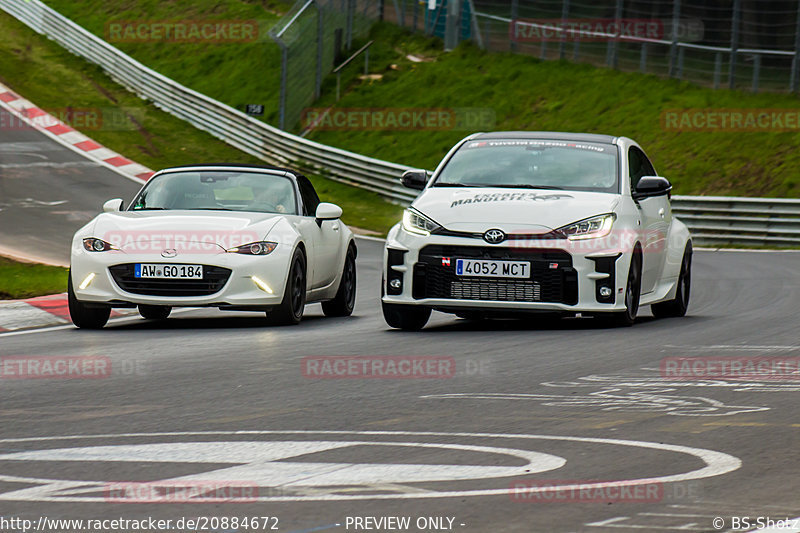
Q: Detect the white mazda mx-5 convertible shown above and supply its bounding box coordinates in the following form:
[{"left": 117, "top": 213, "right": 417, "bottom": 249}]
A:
[
  {"left": 382, "top": 132, "right": 692, "bottom": 330},
  {"left": 69, "top": 164, "right": 356, "bottom": 328}
]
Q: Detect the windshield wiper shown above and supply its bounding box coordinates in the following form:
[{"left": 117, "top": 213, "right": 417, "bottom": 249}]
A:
[
  {"left": 431, "top": 182, "right": 481, "bottom": 187},
  {"left": 191, "top": 207, "right": 238, "bottom": 211},
  {"left": 132, "top": 207, "right": 166, "bottom": 210},
  {"left": 466, "top": 184, "right": 564, "bottom": 190}
]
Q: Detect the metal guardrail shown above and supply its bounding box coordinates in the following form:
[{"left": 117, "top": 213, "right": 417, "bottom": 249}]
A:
[
  {"left": 2, "top": 0, "right": 800, "bottom": 247},
  {"left": 671, "top": 196, "right": 800, "bottom": 247}
]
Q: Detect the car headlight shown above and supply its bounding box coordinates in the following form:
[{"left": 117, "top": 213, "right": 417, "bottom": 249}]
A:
[
  {"left": 82, "top": 238, "right": 116, "bottom": 252},
  {"left": 402, "top": 209, "right": 442, "bottom": 236},
  {"left": 557, "top": 213, "right": 616, "bottom": 240},
  {"left": 226, "top": 241, "right": 278, "bottom": 255}
]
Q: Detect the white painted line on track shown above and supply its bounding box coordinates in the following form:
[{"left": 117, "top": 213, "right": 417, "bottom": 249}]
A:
[
  {"left": 694, "top": 247, "right": 800, "bottom": 253},
  {"left": 0, "top": 303, "right": 68, "bottom": 329},
  {"left": 663, "top": 344, "right": 800, "bottom": 352},
  {"left": 0, "top": 430, "right": 741, "bottom": 502},
  {"left": 0, "top": 308, "right": 196, "bottom": 338}
]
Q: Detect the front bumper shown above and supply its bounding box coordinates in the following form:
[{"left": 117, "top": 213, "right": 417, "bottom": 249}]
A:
[
  {"left": 70, "top": 245, "right": 291, "bottom": 308},
  {"left": 382, "top": 225, "right": 633, "bottom": 313}
]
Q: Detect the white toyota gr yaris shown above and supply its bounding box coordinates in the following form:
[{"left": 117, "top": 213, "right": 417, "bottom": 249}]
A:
[
  {"left": 382, "top": 132, "right": 692, "bottom": 330},
  {"left": 69, "top": 164, "right": 356, "bottom": 328}
]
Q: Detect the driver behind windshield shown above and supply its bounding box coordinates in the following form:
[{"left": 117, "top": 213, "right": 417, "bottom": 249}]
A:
[{"left": 250, "top": 182, "right": 294, "bottom": 214}]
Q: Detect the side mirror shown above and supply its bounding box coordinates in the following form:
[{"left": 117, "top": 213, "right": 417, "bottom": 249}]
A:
[
  {"left": 315, "top": 202, "right": 342, "bottom": 221},
  {"left": 103, "top": 198, "right": 124, "bottom": 212},
  {"left": 401, "top": 169, "right": 431, "bottom": 191},
  {"left": 633, "top": 176, "right": 672, "bottom": 200}
]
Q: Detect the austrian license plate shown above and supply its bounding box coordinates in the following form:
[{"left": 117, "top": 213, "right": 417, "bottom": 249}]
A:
[
  {"left": 134, "top": 264, "right": 203, "bottom": 279},
  {"left": 455, "top": 259, "right": 530, "bottom": 279}
]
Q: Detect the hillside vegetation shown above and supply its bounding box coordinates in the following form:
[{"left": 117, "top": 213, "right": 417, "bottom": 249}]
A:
[{"left": 37, "top": 1, "right": 800, "bottom": 197}]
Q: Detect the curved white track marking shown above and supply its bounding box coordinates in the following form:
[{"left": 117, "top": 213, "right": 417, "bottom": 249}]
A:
[
  {"left": 0, "top": 430, "right": 741, "bottom": 502},
  {"left": 0, "top": 441, "right": 565, "bottom": 488},
  {"left": 421, "top": 391, "right": 769, "bottom": 416}
]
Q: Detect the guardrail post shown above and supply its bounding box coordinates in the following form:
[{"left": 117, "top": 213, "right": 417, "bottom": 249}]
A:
[
  {"left": 467, "top": 0, "right": 483, "bottom": 49},
  {"left": 791, "top": 0, "right": 800, "bottom": 91},
  {"left": 379, "top": 0, "right": 384, "bottom": 21},
  {"left": 713, "top": 51, "right": 722, "bottom": 89},
  {"left": 278, "top": 44, "right": 288, "bottom": 130},
  {"left": 315, "top": 0, "right": 323, "bottom": 100},
  {"left": 677, "top": 46, "right": 684, "bottom": 79},
  {"left": 346, "top": 0, "right": 354, "bottom": 48},
  {"left": 444, "top": 0, "right": 461, "bottom": 51},
  {"left": 729, "top": 0, "right": 742, "bottom": 89},
  {"left": 559, "top": 0, "right": 569, "bottom": 60},
  {"left": 640, "top": 42, "right": 647, "bottom": 73},
  {"left": 668, "top": 0, "right": 681, "bottom": 78},
  {"left": 510, "top": 0, "right": 518, "bottom": 52},
  {"left": 752, "top": 53, "right": 760, "bottom": 93},
  {"left": 607, "top": 0, "right": 623, "bottom": 69},
  {"left": 393, "top": 0, "right": 405, "bottom": 27}
]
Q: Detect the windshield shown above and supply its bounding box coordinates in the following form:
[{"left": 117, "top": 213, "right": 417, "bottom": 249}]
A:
[
  {"left": 129, "top": 170, "right": 298, "bottom": 214},
  {"left": 433, "top": 139, "right": 619, "bottom": 193}
]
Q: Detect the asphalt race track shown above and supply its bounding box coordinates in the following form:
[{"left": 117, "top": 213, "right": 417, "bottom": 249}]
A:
[
  {"left": 0, "top": 114, "right": 142, "bottom": 265},
  {"left": 2, "top": 116, "right": 800, "bottom": 533}
]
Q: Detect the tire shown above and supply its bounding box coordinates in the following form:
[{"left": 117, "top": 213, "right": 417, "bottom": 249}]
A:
[
  {"left": 322, "top": 246, "right": 356, "bottom": 317},
  {"left": 138, "top": 305, "right": 171, "bottom": 320},
  {"left": 651, "top": 242, "right": 692, "bottom": 318},
  {"left": 382, "top": 302, "right": 431, "bottom": 330},
  {"left": 67, "top": 271, "right": 110, "bottom": 329},
  {"left": 606, "top": 252, "right": 641, "bottom": 327},
  {"left": 266, "top": 248, "right": 306, "bottom": 326}
]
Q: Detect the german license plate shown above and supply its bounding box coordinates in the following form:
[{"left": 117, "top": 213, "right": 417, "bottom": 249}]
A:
[
  {"left": 455, "top": 259, "right": 530, "bottom": 278},
  {"left": 134, "top": 264, "right": 203, "bottom": 279}
]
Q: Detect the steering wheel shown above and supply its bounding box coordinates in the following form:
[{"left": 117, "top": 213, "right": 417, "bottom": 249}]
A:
[{"left": 251, "top": 200, "right": 279, "bottom": 213}]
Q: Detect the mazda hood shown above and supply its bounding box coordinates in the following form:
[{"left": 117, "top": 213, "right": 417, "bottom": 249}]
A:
[{"left": 89, "top": 210, "right": 282, "bottom": 253}]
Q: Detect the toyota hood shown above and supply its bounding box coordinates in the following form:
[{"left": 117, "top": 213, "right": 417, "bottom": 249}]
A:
[{"left": 411, "top": 187, "right": 620, "bottom": 233}]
